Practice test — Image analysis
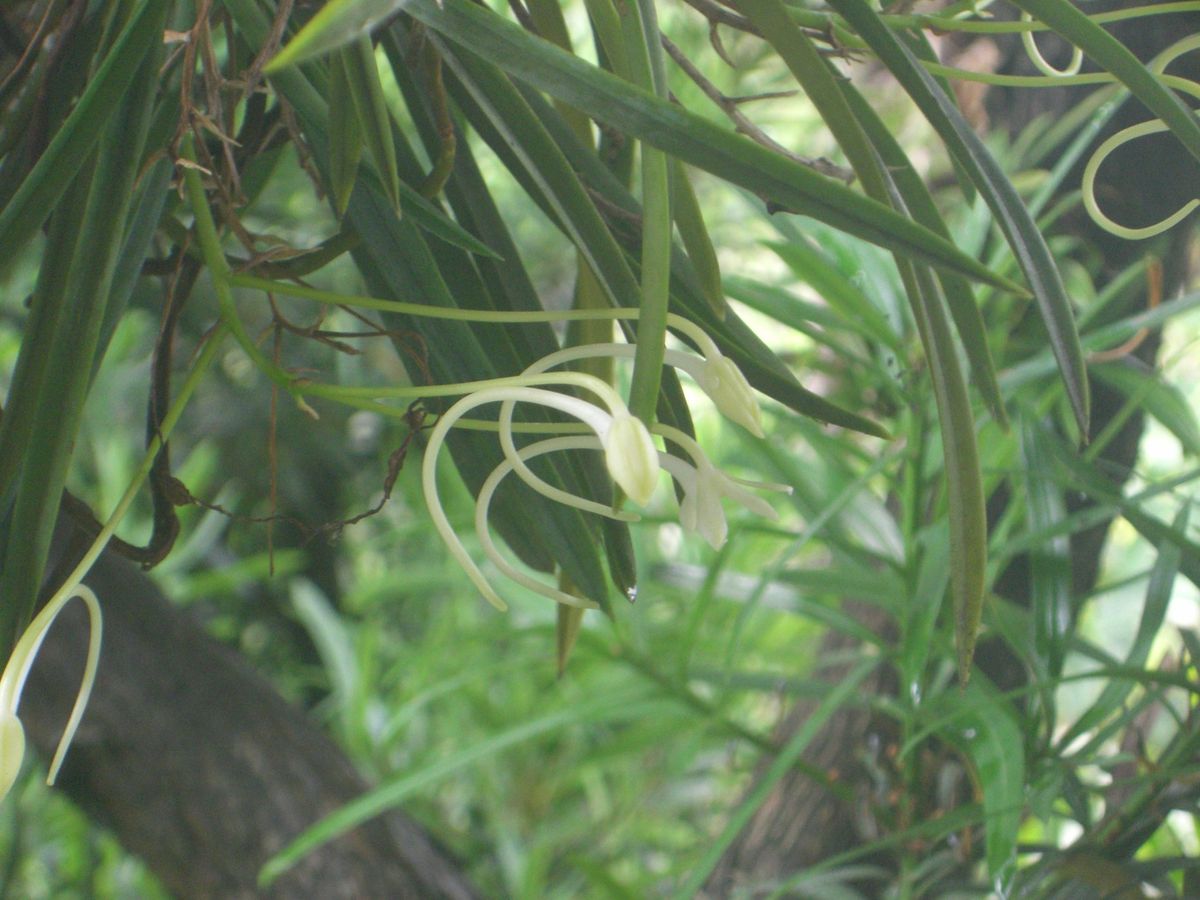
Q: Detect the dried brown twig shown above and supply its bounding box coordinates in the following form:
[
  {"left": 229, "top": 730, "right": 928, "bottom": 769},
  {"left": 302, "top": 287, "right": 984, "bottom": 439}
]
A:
[{"left": 661, "top": 35, "right": 854, "bottom": 183}]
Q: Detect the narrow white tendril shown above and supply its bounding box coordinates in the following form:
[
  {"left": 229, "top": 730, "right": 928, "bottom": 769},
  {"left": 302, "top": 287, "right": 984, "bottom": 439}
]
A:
[
  {"left": 422, "top": 382, "right": 659, "bottom": 610},
  {"left": 497, "top": 342, "right": 764, "bottom": 521},
  {"left": 0, "top": 585, "right": 103, "bottom": 802},
  {"left": 1020, "top": 12, "right": 1082, "bottom": 77},
  {"left": 496, "top": 364, "right": 643, "bottom": 522},
  {"left": 1083, "top": 119, "right": 1200, "bottom": 240},
  {"left": 1079, "top": 34, "right": 1200, "bottom": 239},
  {"left": 475, "top": 436, "right": 608, "bottom": 609}
]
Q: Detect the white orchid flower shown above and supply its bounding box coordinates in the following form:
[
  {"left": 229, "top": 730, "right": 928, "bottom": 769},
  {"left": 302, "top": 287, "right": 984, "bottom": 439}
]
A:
[
  {"left": 493, "top": 368, "right": 652, "bottom": 522},
  {"left": 474, "top": 433, "right": 786, "bottom": 604},
  {"left": 656, "top": 425, "right": 791, "bottom": 550},
  {"left": 421, "top": 374, "right": 659, "bottom": 610},
  {"left": 0, "top": 584, "right": 102, "bottom": 802},
  {"left": 494, "top": 342, "right": 763, "bottom": 523}
]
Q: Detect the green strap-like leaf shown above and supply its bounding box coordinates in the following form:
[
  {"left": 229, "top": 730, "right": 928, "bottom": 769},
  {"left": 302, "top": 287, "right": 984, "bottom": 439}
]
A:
[
  {"left": 1012, "top": 0, "right": 1200, "bottom": 170},
  {"left": 404, "top": 0, "right": 1025, "bottom": 295},
  {"left": 838, "top": 83, "right": 1008, "bottom": 428},
  {"left": 736, "top": 0, "right": 986, "bottom": 678},
  {"left": 327, "top": 50, "right": 363, "bottom": 216},
  {"left": 622, "top": 0, "right": 672, "bottom": 425},
  {"left": 0, "top": 0, "right": 159, "bottom": 260},
  {"left": 826, "top": 0, "right": 1090, "bottom": 437},
  {"left": 265, "top": 0, "right": 415, "bottom": 71},
  {"left": 343, "top": 35, "right": 401, "bottom": 210}
]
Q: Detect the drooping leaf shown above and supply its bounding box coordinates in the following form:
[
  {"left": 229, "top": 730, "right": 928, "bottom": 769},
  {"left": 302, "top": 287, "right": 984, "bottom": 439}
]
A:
[
  {"left": 405, "top": 0, "right": 1026, "bottom": 295},
  {"left": 826, "top": 0, "right": 1090, "bottom": 437}
]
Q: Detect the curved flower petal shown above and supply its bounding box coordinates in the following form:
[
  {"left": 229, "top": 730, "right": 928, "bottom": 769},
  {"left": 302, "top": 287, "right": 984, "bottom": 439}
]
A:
[{"left": 475, "top": 435, "right": 608, "bottom": 609}]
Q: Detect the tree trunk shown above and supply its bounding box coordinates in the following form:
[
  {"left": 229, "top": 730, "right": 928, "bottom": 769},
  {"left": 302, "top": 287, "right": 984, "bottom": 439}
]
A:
[{"left": 22, "top": 526, "right": 481, "bottom": 899}]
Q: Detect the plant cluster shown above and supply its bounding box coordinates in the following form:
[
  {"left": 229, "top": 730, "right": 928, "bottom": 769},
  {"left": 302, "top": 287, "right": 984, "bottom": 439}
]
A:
[{"left": 0, "top": 0, "right": 1196, "bottom": 895}]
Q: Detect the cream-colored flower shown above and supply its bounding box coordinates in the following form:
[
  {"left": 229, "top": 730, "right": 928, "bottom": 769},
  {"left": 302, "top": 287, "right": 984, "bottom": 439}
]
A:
[
  {"left": 422, "top": 376, "right": 660, "bottom": 610},
  {"left": 691, "top": 354, "right": 764, "bottom": 438},
  {"left": 657, "top": 425, "right": 790, "bottom": 550}
]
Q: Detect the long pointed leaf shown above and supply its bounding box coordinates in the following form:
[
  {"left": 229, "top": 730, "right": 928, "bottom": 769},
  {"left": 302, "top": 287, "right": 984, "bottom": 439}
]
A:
[
  {"left": 403, "top": 0, "right": 1026, "bottom": 295},
  {"left": 0, "top": 0, "right": 160, "bottom": 259},
  {"left": 826, "top": 0, "right": 1090, "bottom": 436}
]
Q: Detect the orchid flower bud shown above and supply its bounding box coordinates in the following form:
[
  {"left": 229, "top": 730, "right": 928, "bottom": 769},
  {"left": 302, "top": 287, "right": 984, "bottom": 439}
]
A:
[
  {"left": 512, "top": 343, "right": 765, "bottom": 439},
  {"left": 603, "top": 413, "right": 660, "bottom": 506},
  {"left": 694, "top": 355, "right": 764, "bottom": 438}
]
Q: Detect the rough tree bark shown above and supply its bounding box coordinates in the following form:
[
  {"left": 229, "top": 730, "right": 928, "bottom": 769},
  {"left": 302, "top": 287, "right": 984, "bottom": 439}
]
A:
[{"left": 22, "top": 523, "right": 481, "bottom": 899}]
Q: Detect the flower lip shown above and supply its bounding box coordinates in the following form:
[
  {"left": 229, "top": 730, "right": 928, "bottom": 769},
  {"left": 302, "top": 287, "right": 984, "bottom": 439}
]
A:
[{"left": 657, "top": 424, "right": 790, "bottom": 550}]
